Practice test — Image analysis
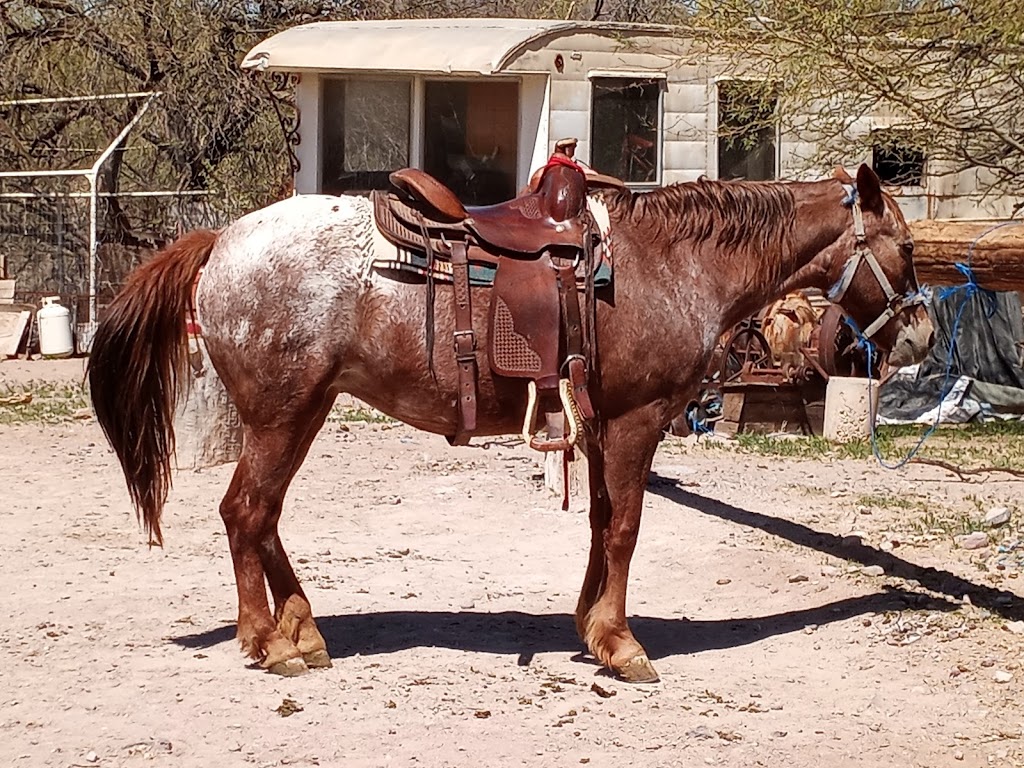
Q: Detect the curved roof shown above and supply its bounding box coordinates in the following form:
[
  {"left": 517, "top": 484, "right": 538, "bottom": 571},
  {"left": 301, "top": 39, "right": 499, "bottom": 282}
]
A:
[{"left": 241, "top": 18, "right": 677, "bottom": 76}]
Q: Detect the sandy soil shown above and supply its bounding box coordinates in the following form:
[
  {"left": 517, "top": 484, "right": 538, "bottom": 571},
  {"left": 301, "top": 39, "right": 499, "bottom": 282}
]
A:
[
  {"left": 0, "top": 357, "right": 88, "bottom": 386},
  {"left": 2, "top": 360, "right": 1023, "bottom": 768}
]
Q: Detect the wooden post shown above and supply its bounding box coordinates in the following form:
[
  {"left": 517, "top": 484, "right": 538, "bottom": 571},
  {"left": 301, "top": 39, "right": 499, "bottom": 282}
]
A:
[
  {"left": 543, "top": 447, "right": 590, "bottom": 508},
  {"left": 909, "top": 220, "right": 1024, "bottom": 290},
  {"left": 173, "top": 332, "right": 242, "bottom": 470}
]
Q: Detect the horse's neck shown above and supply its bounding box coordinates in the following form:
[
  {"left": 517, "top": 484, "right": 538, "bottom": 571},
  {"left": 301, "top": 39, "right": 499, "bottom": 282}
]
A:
[
  {"left": 718, "top": 182, "right": 848, "bottom": 329},
  {"left": 790, "top": 186, "right": 850, "bottom": 269},
  {"left": 774, "top": 188, "right": 853, "bottom": 295}
]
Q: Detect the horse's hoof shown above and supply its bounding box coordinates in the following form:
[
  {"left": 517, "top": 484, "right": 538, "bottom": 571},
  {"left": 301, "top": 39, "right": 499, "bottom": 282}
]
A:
[
  {"left": 303, "top": 649, "right": 333, "bottom": 669},
  {"left": 266, "top": 656, "right": 309, "bottom": 677},
  {"left": 615, "top": 655, "right": 660, "bottom": 684}
]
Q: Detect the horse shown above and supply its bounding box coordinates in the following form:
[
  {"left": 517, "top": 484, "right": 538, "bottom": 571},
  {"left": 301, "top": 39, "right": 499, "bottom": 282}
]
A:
[{"left": 87, "top": 163, "right": 934, "bottom": 683}]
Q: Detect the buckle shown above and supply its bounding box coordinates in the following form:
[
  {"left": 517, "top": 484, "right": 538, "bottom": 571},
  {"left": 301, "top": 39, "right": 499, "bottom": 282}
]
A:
[
  {"left": 561, "top": 353, "right": 586, "bottom": 376},
  {"left": 453, "top": 329, "right": 476, "bottom": 357}
]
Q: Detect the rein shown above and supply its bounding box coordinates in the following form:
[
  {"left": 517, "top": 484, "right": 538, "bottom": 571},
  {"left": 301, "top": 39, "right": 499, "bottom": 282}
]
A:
[{"left": 828, "top": 184, "right": 927, "bottom": 339}]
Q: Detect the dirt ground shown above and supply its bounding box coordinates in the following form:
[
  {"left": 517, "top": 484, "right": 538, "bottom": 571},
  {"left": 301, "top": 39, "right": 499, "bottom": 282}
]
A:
[{"left": 2, "top": 359, "right": 1023, "bottom": 768}]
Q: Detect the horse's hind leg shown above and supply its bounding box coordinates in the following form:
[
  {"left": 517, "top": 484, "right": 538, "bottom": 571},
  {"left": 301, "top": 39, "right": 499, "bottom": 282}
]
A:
[
  {"left": 577, "top": 407, "right": 663, "bottom": 683},
  {"left": 219, "top": 394, "right": 333, "bottom": 675},
  {"left": 260, "top": 396, "right": 336, "bottom": 669}
]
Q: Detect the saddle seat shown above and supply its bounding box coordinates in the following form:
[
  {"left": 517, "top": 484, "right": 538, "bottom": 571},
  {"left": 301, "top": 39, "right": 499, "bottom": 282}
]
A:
[{"left": 389, "top": 164, "right": 590, "bottom": 254}]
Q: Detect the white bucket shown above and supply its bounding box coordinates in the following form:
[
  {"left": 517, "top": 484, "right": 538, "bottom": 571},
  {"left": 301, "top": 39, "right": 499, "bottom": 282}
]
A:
[
  {"left": 823, "top": 376, "right": 879, "bottom": 442},
  {"left": 37, "top": 296, "right": 74, "bottom": 359}
]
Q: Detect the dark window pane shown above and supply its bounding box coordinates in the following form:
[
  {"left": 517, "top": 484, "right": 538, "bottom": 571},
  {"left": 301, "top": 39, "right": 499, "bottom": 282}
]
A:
[
  {"left": 424, "top": 81, "right": 519, "bottom": 205},
  {"left": 321, "top": 79, "right": 410, "bottom": 195},
  {"left": 590, "top": 78, "right": 660, "bottom": 183},
  {"left": 872, "top": 136, "right": 925, "bottom": 186},
  {"left": 717, "top": 80, "right": 777, "bottom": 181}
]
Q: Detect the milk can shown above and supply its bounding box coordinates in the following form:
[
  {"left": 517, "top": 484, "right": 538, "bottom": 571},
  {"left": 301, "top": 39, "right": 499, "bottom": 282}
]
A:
[{"left": 37, "top": 296, "right": 74, "bottom": 358}]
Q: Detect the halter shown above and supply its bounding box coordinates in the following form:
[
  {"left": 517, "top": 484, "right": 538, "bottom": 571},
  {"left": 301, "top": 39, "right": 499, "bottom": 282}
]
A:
[{"left": 827, "top": 184, "right": 927, "bottom": 340}]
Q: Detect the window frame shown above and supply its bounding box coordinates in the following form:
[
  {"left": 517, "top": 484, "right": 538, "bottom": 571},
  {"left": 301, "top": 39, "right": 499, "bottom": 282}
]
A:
[
  {"left": 587, "top": 72, "right": 665, "bottom": 188},
  {"left": 711, "top": 75, "right": 780, "bottom": 182},
  {"left": 420, "top": 76, "right": 523, "bottom": 205},
  {"left": 318, "top": 74, "right": 415, "bottom": 195}
]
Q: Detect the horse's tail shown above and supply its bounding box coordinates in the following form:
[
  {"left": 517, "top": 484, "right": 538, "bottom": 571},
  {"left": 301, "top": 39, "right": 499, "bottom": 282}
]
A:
[{"left": 87, "top": 229, "right": 219, "bottom": 546}]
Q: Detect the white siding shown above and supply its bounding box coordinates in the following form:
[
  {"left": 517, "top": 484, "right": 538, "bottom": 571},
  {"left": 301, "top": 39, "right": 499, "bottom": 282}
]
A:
[{"left": 519, "top": 75, "right": 550, "bottom": 187}]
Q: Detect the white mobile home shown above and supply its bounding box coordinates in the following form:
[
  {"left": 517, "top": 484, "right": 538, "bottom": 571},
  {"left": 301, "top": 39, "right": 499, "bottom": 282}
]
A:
[{"left": 242, "top": 18, "right": 1015, "bottom": 220}]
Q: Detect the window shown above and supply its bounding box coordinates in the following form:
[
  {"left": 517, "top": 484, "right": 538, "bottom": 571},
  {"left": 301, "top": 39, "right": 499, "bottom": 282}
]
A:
[
  {"left": 423, "top": 81, "right": 519, "bottom": 205},
  {"left": 872, "top": 132, "right": 925, "bottom": 186},
  {"left": 321, "top": 78, "right": 410, "bottom": 194},
  {"left": 318, "top": 77, "right": 520, "bottom": 202},
  {"left": 590, "top": 78, "right": 661, "bottom": 184},
  {"left": 717, "top": 80, "right": 777, "bottom": 181}
]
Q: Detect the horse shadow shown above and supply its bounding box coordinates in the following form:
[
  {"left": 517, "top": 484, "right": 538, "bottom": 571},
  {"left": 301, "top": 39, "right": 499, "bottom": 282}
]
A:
[
  {"left": 174, "top": 471, "right": 1021, "bottom": 663},
  {"left": 176, "top": 587, "right": 952, "bottom": 668},
  {"left": 645, "top": 470, "right": 1024, "bottom": 624}
]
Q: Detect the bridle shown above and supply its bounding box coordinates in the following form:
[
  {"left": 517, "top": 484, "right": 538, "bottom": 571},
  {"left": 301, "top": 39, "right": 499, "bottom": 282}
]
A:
[{"left": 827, "top": 185, "right": 927, "bottom": 341}]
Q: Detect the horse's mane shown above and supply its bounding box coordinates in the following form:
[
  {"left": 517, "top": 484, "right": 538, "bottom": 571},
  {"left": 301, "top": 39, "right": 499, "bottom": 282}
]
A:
[{"left": 601, "top": 178, "right": 798, "bottom": 260}]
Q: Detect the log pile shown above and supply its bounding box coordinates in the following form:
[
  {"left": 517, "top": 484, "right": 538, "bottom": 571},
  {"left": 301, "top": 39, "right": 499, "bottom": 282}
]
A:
[{"left": 909, "top": 219, "right": 1024, "bottom": 291}]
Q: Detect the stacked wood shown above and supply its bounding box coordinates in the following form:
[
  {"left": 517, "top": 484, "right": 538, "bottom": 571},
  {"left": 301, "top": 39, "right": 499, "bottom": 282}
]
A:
[{"left": 909, "top": 219, "right": 1024, "bottom": 291}]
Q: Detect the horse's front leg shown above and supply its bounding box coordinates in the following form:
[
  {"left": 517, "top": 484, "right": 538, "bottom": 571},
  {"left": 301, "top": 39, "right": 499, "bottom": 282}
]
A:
[{"left": 577, "top": 407, "right": 663, "bottom": 683}]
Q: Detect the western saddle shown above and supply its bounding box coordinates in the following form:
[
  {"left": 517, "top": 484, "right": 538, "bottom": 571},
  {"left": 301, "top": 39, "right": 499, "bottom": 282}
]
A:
[{"left": 371, "top": 138, "right": 614, "bottom": 451}]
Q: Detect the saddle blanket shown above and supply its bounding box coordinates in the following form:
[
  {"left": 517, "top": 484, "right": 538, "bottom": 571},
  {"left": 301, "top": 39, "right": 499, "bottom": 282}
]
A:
[{"left": 370, "top": 197, "right": 614, "bottom": 289}]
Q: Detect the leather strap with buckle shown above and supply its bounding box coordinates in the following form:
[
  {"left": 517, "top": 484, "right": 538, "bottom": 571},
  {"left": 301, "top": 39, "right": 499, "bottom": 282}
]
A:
[{"left": 447, "top": 240, "right": 477, "bottom": 445}]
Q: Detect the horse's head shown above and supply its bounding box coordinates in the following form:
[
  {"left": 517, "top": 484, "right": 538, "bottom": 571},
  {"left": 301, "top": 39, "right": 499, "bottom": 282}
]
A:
[{"left": 818, "top": 164, "right": 934, "bottom": 368}]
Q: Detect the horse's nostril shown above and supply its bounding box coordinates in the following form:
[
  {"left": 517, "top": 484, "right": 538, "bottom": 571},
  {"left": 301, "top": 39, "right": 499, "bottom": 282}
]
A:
[{"left": 926, "top": 330, "right": 935, "bottom": 348}]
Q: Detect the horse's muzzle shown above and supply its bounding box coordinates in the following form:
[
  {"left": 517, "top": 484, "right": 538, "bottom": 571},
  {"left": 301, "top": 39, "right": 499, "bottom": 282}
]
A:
[{"left": 887, "top": 305, "right": 935, "bottom": 368}]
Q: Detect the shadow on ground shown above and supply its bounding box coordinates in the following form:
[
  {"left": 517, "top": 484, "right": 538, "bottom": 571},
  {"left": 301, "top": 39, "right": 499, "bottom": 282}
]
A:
[
  {"left": 647, "top": 470, "right": 1024, "bottom": 623},
  {"left": 176, "top": 588, "right": 952, "bottom": 665},
  {"left": 174, "top": 470, "right": 1022, "bottom": 664}
]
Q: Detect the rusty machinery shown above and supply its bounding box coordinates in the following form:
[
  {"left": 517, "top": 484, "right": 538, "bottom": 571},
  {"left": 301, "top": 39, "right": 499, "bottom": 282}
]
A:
[
  {"left": 717, "top": 303, "right": 878, "bottom": 387},
  {"left": 675, "top": 304, "right": 879, "bottom": 436}
]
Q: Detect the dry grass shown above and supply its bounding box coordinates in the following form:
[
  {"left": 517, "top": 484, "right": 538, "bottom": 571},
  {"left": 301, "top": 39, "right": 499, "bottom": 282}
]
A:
[{"left": 0, "top": 380, "right": 90, "bottom": 424}]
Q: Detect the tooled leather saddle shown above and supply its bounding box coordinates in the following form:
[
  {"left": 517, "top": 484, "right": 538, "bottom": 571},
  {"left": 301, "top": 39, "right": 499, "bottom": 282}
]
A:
[{"left": 370, "top": 148, "right": 610, "bottom": 451}]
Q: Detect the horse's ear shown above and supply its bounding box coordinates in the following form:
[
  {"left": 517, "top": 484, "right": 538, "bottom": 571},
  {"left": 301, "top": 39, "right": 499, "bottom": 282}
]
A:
[
  {"left": 855, "top": 163, "right": 884, "bottom": 215},
  {"left": 833, "top": 165, "right": 854, "bottom": 185}
]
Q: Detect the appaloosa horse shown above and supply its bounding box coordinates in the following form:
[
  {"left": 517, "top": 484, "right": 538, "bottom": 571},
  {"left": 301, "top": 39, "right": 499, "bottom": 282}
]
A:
[{"left": 87, "top": 164, "right": 933, "bottom": 683}]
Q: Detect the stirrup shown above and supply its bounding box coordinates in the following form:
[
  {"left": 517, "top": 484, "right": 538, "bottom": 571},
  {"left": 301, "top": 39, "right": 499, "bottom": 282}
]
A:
[{"left": 522, "top": 379, "right": 585, "bottom": 452}]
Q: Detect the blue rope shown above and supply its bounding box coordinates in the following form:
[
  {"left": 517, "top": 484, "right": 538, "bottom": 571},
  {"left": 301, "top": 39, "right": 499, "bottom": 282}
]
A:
[
  {"left": 686, "top": 403, "right": 716, "bottom": 437},
  {"left": 937, "top": 261, "right": 998, "bottom": 317},
  {"left": 858, "top": 221, "right": 1015, "bottom": 468}
]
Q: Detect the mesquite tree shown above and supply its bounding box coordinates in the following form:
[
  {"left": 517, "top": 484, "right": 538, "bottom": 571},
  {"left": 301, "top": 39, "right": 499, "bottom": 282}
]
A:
[{"left": 692, "top": 0, "right": 1024, "bottom": 209}]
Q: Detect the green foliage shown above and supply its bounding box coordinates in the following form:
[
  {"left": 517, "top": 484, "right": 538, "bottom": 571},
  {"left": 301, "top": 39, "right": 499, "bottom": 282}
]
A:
[
  {"left": 327, "top": 403, "right": 396, "bottom": 423},
  {"left": 0, "top": 0, "right": 302, "bottom": 209}
]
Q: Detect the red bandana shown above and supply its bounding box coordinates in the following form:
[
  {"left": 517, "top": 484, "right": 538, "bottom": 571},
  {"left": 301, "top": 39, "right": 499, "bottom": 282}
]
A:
[{"left": 544, "top": 153, "right": 585, "bottom": 175}]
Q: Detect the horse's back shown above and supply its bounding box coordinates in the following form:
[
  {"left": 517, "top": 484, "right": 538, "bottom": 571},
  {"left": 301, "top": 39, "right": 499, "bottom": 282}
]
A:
[
  {"left": 195, "top": 194, "right": 374, "bottom": 395},
  {"left": 209, "top": 194, "right": 372, "bottom": 276}
]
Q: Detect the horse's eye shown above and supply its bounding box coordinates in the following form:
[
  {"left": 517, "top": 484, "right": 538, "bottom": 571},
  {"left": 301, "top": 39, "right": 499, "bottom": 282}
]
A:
[{"left": 901, "top": 241, "right": 915, "bottom": 258}]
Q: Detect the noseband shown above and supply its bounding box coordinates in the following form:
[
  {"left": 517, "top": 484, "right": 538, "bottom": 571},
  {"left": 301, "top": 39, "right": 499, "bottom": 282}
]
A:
[{"left": 827, "top": 185, "right": 926, "bottom": 340}]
